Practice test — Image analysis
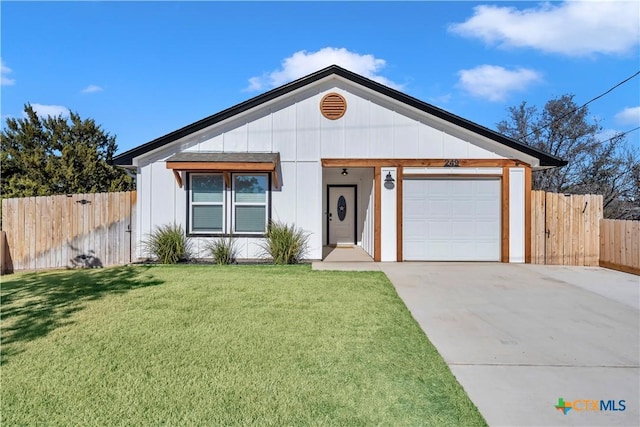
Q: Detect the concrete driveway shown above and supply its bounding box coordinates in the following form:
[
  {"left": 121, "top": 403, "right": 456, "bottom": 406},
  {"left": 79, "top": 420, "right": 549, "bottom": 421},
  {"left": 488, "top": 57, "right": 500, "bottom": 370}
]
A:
[{"left": 379, "top": 263, "right": 639, "bottom": 427}]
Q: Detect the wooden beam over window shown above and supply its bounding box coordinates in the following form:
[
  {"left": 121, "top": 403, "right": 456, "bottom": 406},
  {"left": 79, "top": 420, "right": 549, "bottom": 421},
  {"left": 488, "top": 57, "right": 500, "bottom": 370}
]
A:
[{"left": 165, "top": 152, "right": 281, "bottom": 189}]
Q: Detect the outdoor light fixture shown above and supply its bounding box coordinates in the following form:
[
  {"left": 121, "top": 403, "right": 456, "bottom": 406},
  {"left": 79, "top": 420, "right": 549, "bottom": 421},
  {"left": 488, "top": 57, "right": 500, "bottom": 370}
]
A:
[
  {"left": 341, "top": 168, "right": 348, "bottom": 176},
  {"left": 384, "top": 172, "right": 395, "bottom": 189}
]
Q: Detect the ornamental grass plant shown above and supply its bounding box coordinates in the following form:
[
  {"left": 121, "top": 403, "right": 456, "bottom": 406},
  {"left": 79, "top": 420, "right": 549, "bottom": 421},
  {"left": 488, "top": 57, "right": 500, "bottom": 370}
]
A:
[
  {"left": 205, "top": 236, "right": 238, "bottom": 265},
  {"left": 142, "top": 223, "right": 192, "bottom": 264},
  {"left": 260, "top": 221, "right": 309, "bottom": 264}
]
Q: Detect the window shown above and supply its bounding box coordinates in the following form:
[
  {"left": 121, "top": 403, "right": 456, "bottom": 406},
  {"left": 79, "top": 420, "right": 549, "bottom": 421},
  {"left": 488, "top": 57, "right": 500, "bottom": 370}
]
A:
[
  {"left": 190, "top": 174, "right": 224, "bottom": 233},
  {"left": 189, "top": 173, "right": 269, "bottom": 235},
  {"left": 233, "top": 174, "right": 268, "bottom": 233}
]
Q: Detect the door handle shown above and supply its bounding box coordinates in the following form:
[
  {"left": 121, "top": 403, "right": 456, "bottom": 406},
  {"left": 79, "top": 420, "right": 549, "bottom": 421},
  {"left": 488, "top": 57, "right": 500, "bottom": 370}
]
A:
[{"left": 329, "top": 212, "right": 333, "bottom": 221}]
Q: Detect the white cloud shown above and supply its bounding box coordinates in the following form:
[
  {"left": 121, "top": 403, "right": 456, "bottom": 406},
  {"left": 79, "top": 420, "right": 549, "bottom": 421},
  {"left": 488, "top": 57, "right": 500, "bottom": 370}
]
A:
[
  {"left": 1, "top": 58, "right": 16, "bottom": 86},
  {"left": 246, "top": 47, "right": 402, "bottom": 91},
  {"left": 457, "top": 65, "right": 542, "bottom": 102},
  {"left": 81, "top": 84, "right": 103, "bottom": 94},
  {"left": 614, "top": 106, "right": 640, "bottom": 126},
  {"left": 449, "top": 1, "right": 640, "bottom": 56},
  {"left": 28, "top": 103, "right": 70, "bottom": 118}
]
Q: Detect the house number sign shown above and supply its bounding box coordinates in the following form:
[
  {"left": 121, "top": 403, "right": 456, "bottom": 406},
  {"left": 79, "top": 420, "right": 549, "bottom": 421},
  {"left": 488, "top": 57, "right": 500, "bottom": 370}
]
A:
[
  {"left": 337, "top": 196, "right": 347, "bottom": 221},
  {"left": 444, "top": 159, "right": 460, "bottom": 167}
]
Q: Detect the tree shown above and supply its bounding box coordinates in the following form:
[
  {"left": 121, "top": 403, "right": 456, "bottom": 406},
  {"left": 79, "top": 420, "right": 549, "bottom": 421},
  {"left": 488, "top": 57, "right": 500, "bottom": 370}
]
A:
[
  {"left": 1, "top": 104, "right": 134, "bottom": 198},
  {"left": 497, "top": 94, "right": 640, "bottom": 219}
]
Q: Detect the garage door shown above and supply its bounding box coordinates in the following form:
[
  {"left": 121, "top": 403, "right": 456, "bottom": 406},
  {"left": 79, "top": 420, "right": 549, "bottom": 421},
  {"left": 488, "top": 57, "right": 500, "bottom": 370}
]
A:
[{"left": 403, "top": 178, "right": 501, "bottom": 261}]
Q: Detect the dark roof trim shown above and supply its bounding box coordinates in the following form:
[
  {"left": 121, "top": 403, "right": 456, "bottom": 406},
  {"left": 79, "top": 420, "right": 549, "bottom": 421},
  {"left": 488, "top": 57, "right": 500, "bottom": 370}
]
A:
[{"left": 113, "top": 65, "right": 566, "bottom": 167}]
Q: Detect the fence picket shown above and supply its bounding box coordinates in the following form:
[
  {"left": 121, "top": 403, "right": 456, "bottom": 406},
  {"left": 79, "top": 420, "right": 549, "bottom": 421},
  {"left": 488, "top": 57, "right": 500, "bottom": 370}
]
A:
[
  {"left": 530, "top": 190, "right": 609, "bottom": 267},
  {"left": 599, "top": 219, "right": 640, "bottom": 275},
  {"left": 0, "top": 191, "right": 136, "bottom": 272}
]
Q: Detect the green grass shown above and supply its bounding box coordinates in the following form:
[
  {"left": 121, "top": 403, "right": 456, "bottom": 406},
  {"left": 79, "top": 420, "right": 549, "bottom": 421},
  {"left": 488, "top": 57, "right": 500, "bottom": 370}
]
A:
[{"left": 1, "top": 265, "right": 486, "bottom": 426}]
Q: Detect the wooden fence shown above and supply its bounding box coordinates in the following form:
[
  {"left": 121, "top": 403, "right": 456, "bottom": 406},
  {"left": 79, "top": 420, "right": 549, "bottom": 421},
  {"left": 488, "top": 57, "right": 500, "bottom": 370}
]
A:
[
  {"left": 1, "top": 231, "right": 9, "bottom": 274},
  {"left": 1, "top": 191, "right": 136, "bottom": 273},
  {"left": 531, "top": 191, "right": 603, "bottom": 266},
  {"left": 599, "top": 219, "right": 640, "bottom": 275}
]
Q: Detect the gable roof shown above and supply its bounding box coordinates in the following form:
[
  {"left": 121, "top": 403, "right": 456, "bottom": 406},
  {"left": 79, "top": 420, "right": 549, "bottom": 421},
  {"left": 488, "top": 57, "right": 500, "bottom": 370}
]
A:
[{"left": 112, "top": 65, "right": 566, "bottom": 167}]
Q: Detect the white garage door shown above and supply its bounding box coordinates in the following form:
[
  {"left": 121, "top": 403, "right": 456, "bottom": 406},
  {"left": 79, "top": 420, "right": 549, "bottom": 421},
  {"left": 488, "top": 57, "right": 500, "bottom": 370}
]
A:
[{"left": 403, "top": 178, "right": 501, "bottom": 261}]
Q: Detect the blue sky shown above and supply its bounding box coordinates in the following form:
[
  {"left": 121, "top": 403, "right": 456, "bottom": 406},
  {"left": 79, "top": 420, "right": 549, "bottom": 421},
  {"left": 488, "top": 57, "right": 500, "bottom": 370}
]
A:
[{"left": 2, "top": 1, "right": 639, "bottom": 155}]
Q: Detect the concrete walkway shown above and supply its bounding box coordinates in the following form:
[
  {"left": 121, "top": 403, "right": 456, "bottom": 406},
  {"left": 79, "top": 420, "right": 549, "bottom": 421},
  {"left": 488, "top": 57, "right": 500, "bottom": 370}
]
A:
[
  {"left": 379, "top": 263, "right": 639, "bottom": 427},
  {"left": 312, "top": 246, "right": 380, "bottom": 271}
]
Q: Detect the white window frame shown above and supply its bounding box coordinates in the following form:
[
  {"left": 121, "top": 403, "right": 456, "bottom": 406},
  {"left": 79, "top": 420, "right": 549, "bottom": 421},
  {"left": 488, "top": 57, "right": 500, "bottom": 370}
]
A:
[
  {"left": 231, "top": 173, "right": 269, "bottom": 235},
  {"left": 189, "top": 173, "right": 226, "bottom": 235}
]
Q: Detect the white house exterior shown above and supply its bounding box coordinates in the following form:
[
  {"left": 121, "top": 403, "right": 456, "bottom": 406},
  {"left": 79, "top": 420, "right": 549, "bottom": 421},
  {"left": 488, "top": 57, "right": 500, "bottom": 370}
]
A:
[{"left": 113, "top": 66, "right": 565, "bottom": 263}]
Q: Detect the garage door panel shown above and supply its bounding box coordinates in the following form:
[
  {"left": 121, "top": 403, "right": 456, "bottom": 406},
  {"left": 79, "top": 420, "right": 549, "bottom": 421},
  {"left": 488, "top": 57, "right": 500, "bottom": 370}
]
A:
[
  {"left": 452, "top": 221, "right": 475, "bottom": 237},
  {"left": 476, "top": 224, "right": 500, "bottom": 239},
  {"left": 425, "top": 241, "right": 452, "bottom": 259},
  {"left": 477, "top": 241, "right": 500, "bottom": 254},
  {"left": 405, "top": 220, "right": 427, "bottom": 238},
  {"left": 403, "top": 178, "right": 501, "bottom": 261},
  {"left": 428, "top": 200, "right": 450, "bottom": 217},
  {"left": 428, "top": 221, "right": 453, "bottom": 238},
  {"left": 428, "top": 181, "right": 451, "bottom": 194},
  {"left": 404, "top": 208, "right": 422, "bottom": 216},
  {"left": 476, "top": 201, "right": 497, "bottom": 216},
  {"left": 450, "top": 242, "right": 477, "bottom": 259},
  {"left": 451, "top": 201, "right": 474, "bottom": 217}
]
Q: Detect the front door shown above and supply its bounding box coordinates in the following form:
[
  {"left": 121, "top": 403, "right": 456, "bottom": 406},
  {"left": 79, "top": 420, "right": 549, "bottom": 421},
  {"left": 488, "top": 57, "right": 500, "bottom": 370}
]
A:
[{"left": 328, "top": 186, "right": 356, "bottom": 245}]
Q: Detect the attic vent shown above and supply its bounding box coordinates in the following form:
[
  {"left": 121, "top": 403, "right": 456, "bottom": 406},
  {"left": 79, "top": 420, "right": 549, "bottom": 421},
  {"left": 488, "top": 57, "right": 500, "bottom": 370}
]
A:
[{"left": 320, "top": 93, "right": 347, "bottom": 120}]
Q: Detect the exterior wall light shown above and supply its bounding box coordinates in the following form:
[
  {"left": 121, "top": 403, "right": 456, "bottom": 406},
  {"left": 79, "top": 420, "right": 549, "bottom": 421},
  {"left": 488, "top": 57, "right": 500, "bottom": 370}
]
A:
[
  {"left": 341, "top": 168, "right": 348, "bottom": 176},
  {"left": 384, "top": 172, "right": 395, "bottom": 189}
]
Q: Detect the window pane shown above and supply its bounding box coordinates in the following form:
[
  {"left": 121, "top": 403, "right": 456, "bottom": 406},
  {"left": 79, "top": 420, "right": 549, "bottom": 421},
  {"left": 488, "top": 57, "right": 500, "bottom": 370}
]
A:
[
  {"left": 193, "top": 205, "right": 223, "bottom": 232},
  {"left": 235, "top": 206, "right": 266, "bottom": 233},
  {"left": 235, "top": 175, "right": 267, "bottom": 203},
  {"left": 192, "top": 175, "right": 223, "bottom": 203}
]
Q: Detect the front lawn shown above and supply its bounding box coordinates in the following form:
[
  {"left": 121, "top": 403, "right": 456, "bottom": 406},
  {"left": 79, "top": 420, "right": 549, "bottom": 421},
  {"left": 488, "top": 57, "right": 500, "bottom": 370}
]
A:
[{"left": 1, "top": 265, "right": 485, "bottom": 426}]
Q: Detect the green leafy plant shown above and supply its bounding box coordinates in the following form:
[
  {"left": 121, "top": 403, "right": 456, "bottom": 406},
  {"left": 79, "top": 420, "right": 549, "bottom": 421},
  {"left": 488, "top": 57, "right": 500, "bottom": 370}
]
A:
[
  {"left": 260, "top": 221, "right": 309, "bottom": 265},
  {"left": 205, "top": 236, "right": 238, "bottom": 265},
  {"left": 142, "top": 223, "right": 192, "bottom": 264}
]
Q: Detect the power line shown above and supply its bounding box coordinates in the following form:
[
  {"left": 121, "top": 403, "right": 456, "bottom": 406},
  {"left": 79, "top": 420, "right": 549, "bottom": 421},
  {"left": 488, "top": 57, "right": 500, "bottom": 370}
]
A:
[
  {"left": 523, "top": 70, "right": 640, "bottom": 140},
  {"left": 596, "top": 126, "right": 640, "bottom": 145}
]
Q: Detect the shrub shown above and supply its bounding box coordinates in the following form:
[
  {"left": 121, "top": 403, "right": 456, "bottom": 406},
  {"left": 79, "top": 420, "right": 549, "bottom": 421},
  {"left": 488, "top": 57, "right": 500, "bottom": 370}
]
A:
[
  {"left": 205, "top": 236, "right": 238, "bottom": 265},
  {"left": 260, "top": 221, "right": 309, "bottom": 265},
  {"left": 142, "top": 223, "right": 192, "bottom": 264}
]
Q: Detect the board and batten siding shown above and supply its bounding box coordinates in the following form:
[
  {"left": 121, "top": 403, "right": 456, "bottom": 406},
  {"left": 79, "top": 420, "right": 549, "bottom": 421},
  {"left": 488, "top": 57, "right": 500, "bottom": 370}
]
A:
[
  {"left": 133, "top": 83, "right": 515, "bottom": 261},
  {"left": 178, "top": 85, "right": 509, "bottom": 160}
]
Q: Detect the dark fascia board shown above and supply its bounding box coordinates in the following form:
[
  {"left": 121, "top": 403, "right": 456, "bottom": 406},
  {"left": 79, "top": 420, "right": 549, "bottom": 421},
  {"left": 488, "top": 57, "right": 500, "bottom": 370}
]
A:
[{"left": 112, "top": 65, "right": 567, "bottom": 167}]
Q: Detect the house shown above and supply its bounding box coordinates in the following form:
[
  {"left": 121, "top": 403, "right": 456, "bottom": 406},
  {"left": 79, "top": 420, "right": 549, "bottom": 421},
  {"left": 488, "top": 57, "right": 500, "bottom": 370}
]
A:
[{"left": 113, "top": 65, "right": 566, "bottom": 263}]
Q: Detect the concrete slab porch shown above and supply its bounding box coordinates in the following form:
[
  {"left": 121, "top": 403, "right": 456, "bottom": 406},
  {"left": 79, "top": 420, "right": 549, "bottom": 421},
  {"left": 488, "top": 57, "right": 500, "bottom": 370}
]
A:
[{"left": 312, "top": 246, "right": 380, "bottom": 271}]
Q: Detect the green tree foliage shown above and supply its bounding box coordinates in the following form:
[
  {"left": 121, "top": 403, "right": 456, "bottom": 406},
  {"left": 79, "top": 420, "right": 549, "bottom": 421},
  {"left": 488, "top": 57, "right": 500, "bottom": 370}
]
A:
[
  {"left": 1, "top": 104, "right": 134, "bottom": 198},
  {"left": 497, "top": 94, "right": 640, "bottom": 219}
]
